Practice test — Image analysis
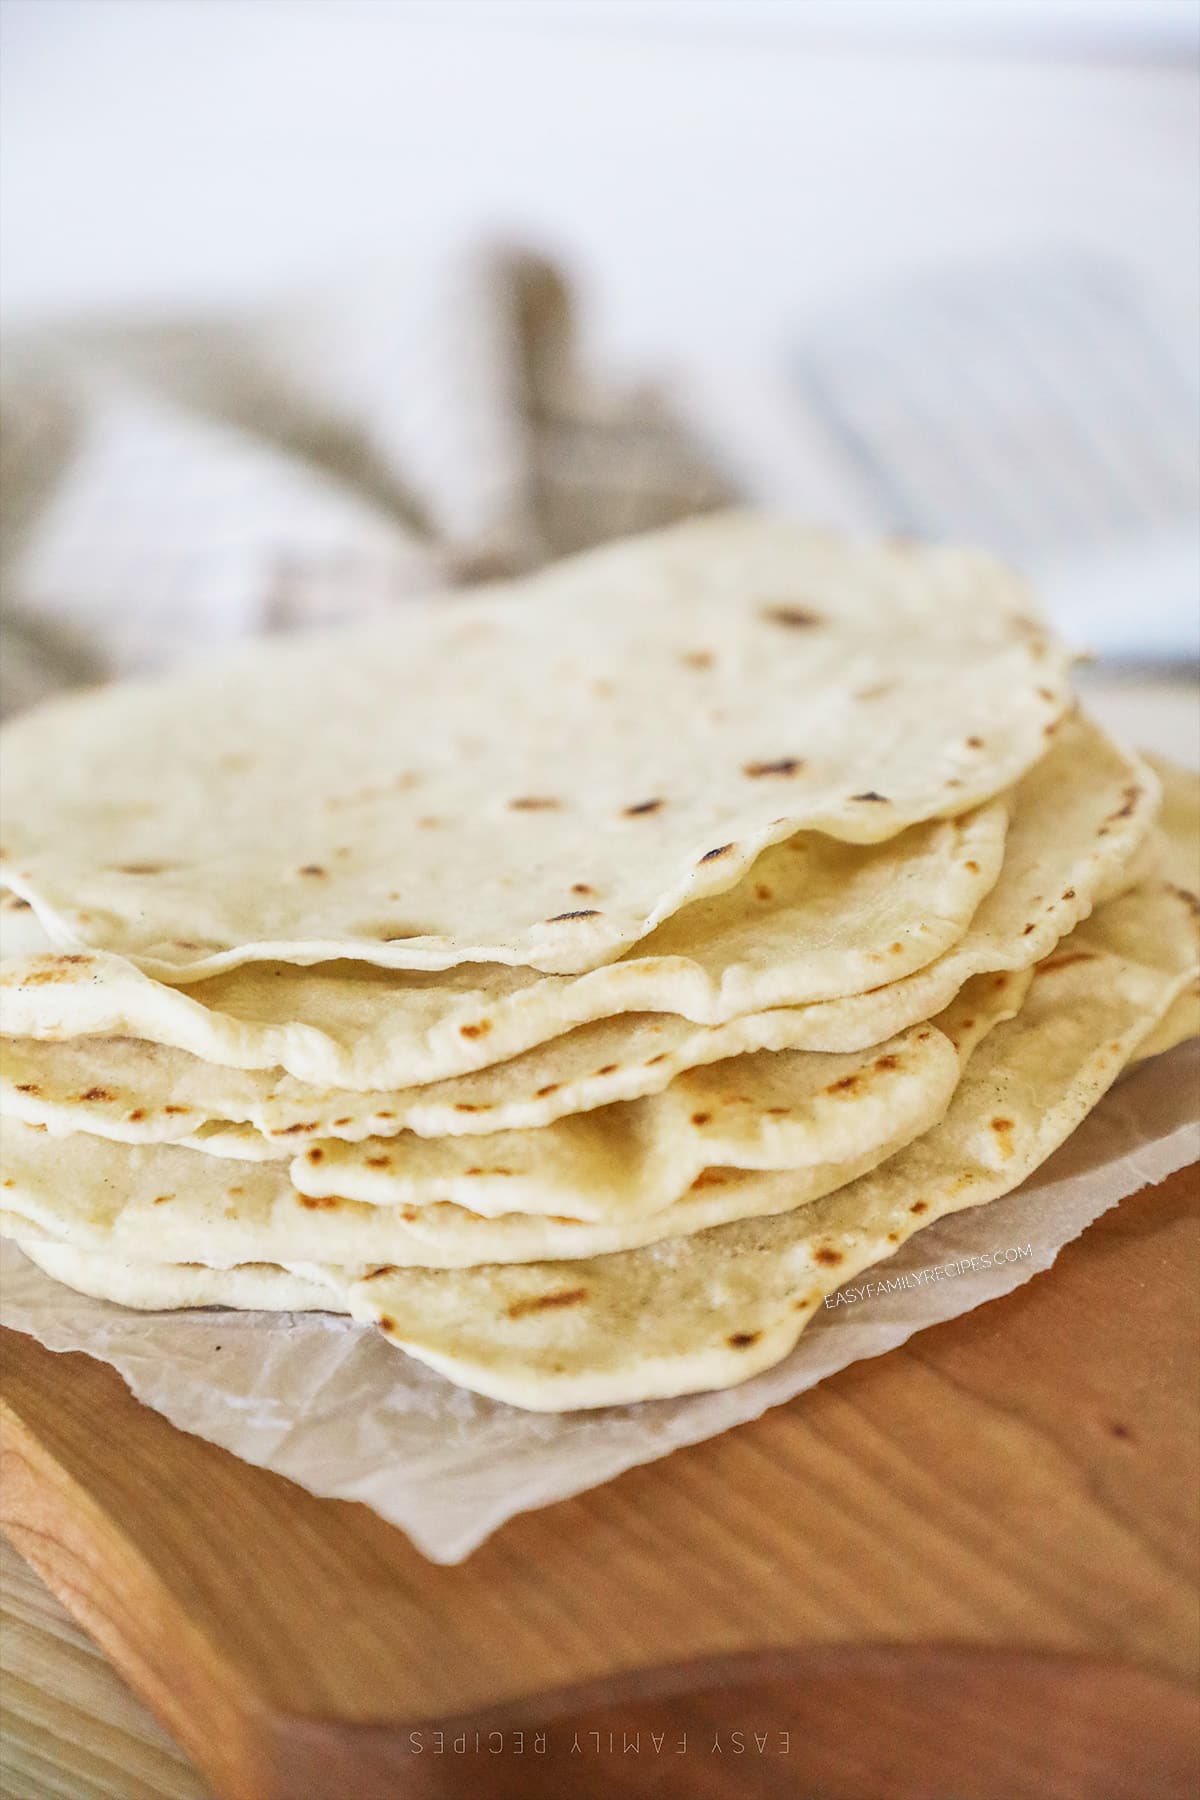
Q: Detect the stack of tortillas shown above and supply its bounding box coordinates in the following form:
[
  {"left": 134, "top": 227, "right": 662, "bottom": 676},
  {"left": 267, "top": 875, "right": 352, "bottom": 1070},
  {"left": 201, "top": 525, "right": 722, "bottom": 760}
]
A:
[{"left": 1, "top": 515, "right": 1196, "bottom": 1409}]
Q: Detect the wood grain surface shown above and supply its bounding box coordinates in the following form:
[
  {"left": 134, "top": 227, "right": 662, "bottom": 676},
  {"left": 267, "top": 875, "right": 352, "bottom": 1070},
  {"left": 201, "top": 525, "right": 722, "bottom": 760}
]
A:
[{"left": 1, "top": 1160, "right": 1196, "bottom": 1799}]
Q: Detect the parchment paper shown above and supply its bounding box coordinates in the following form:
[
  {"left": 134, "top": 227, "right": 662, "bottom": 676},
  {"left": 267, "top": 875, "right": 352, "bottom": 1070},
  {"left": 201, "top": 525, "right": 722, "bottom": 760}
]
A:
[{"left": 2, "top": 1042, "right": 1197, "bottom": 1564}]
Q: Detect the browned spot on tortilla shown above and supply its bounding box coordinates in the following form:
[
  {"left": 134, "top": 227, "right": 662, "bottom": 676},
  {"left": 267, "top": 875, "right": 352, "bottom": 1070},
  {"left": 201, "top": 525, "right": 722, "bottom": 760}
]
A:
[
  {"left": 15, "top": 1083, "right": 39, "bottom": 1094},
  {"left": 886, "top": 1231, "right": 900, "bottom": 1243},
  {"left": 1108, "top": 785, "right": 1142, "bottom": 822},
  {"left": 682, "top": 649, "right": 714, "bottom": 670},
  {"left": 453, "top": 1102, "right": 487, "bottom": 1113},
  {"left": 78, "top": 1086, "right": 114, "bottom": 1102},
  {"left": 854, "top": 682, "right": 893, "bottom": 701},
  {"left": 276, "top": 1121, "right": 318, "bottom": 1136},
  {"left": 910, "top": 1200, "right": 930, "bottom": 1214},
  {"left": 945, "top": 777, "right": 963, "bottom": 789},
  {"left": 874, "top": 1054, "right": 900, "bottom": 1072},
  {"left": 333, "top": 1116, "right": 352, "bottom": 1127},
  {"left": 361, "top": 1265, "right": 398, "bottom": 1281},
  {"left": 596, "top": 1063, "right": 619, "bottom": 1076},
  {"left": 966, "top": 736, "right": 985, "bottom": 749},
  {"left": 991, "top": 1116, "right": 1015, "bottom": 1156},
  {"left": 624, "top": 798, "right": 663, "bottom": 816},
  {"left": 993, "top": 974, "right": 1008, "bottom": 988},
  {"left": 571, "top": 883, "right": 595, "bottom": 896},
  {"left": 1022, "top": 923, "right": 1036, "bottom": 936},
  {"left": 459, "top": 1019, "right": 492, "bottom": 1040},
  {"left": 401, "top": 1207, "right": 419, "bottom": 1222},
  {"left": 465, "top": 1167, "right": 514, "bottom": 1178},
  {"left": 509, "top": 796, "right": 561, "bottom": 811},
  {"left": 1, "top": 895, "right": 31, "bottom": 911},
  {"left": 852, "top": 791, "right": 889, "bottom": 803},
  {"left": 959, "top": 1018, "right": 975, "bottom": 1031},
  {"left": 546, "top": 909, "right": 600, "bottom": 922},
  {"left": 417, "top": 817, "right": 442, "bottom": 829},
  {"left": 965, "top": 860, "right": 980, "bottom": 874},
  {"left": 761, "top": 604, "right": 823, "bottom": 629},
  {"left": 1, "top": 1179, "right": 12, "bottom": 1189},
  {"left": 755, "top": 884, "right": 774, "bottom": 903},
  {"left": 765, "top": 1106, "right": 789, "bottom": 1116},
  {"left": 744, "top": 758, "right": 802, "bottom": 778},
  {"left": 128, "top": 1109, "right": 146, "bottom": 1122},
  {"left": 690, "top": 1111, "right": 712, "bottom": 1127},
  {"left": 1061, "top": 887, "right": 1076, "bottom": 901},
  {"left": 152, "top": 1194, "right": 174, "bottom": 1205},
  {"left": 379, "top": 1315, "right": 397, "bottom": 1333},
  {"left": 534, "top": 1084, "right": 559, "bottom": 1098},
  {"left": 162, "top": 1105, "right": 190, "bottom": 1116},
  {"left": 693, "top": 1170, "right": 728, "bottom": 1189},
  {"left": 889, "top": 942, "right": 904, "bottom": 955},
  {"left": 298, "top": 1194, "right": 341, "bottom": 1210},
  {"left": 645, "top": 1054, "right": 668, "bottom": 1066},
  {"left": 112, "top": 862, "right": 169, "bottom": 875},
  {"left": 174, "top": 940, "right": 201, "bottom": 950},
  {"left": 374, "top": 1110, "right": 396, "bottom": 1120},
  {"left": 507, "top": 1286, "right": 589, "bottom": 1321},
  {"left": 825, "top": 1074, "right": 860, "bottom": 1095},
  {"left": 299, "top": 865, "right": 326, "bottom": 878},
  {"left": 813, "top": 1246, "right": 844, "bottom": 1267},
  {"left": 1037, "top": 686, "right": 1055, "bottom": 702},
  {"left": 1044, "top": 721, "right": 1059, "bottom": 737},
  {"left": 699, "top": 844, "right": 733, "bottom": 864},
  {"left": 727, "top": 1331, "right": 761, "bottom": 1349},
  {"left": 306, "top": 1147, "right": 324, "bottom": 1164},
  {"left": 365, "top": 1155, "right": 391, "bottom": 1169},
  {"left": 6, "top": 954, "right": 94, "bottom": 987}
]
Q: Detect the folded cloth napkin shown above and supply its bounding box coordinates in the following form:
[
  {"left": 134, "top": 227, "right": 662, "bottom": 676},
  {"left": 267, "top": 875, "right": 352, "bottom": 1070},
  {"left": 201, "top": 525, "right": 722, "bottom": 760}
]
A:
[{"left": 0, "top": 243, "right": 729, "bottom": 716}]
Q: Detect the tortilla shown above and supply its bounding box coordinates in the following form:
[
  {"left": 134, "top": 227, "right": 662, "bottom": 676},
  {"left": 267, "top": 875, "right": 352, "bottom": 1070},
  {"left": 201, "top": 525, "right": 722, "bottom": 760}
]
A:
[{"left": 0, "top": 514, "right": 1071, "bottom": 979}]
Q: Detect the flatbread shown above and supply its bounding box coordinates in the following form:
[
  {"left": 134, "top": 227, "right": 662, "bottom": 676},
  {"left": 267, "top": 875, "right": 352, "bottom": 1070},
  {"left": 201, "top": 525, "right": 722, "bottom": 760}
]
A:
[
  {"left": 0, "top": 720, "right": 1156, "bottom": 1137},
  {"left": 10, "top": 874, "right": 1196, "bottom": 1407},
  {"left": 0, "top": 514, "right": 1071, "bottom": 979},
  {"left": 0, "top": 980, "right": 1016, "bottom": 1267}
]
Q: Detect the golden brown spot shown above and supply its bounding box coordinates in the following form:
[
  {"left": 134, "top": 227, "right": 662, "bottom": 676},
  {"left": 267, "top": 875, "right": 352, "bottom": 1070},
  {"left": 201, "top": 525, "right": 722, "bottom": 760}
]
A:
[
  {"left": 509, "top": 796, "right": 561, "bottom": 811},
  {"left": 374, "top": 1110, "right": 396, "bottom": 1121},
  {"left": 417, "top": 817, "right": 442, "bottom": 829},
  {"left": 886, "top": 1231, "right": 900, "bottom": 1243},
  {"left": 1, "top": 1179, "right": 12, "bottom": 1189},
  {"left": 379, "top": 1315, "right": 397, "bottom": 1333},
  {"left": 690, "top": 1111, "right": 712, "bottom": 1127},
  {"left": 1043, "top": 721, "right": 1059, "bottom": 738},
  {"left": 333, "top": 1116, "right": 352, "bottom": 1127},
  {"left": 964, "top": 860, "right": 980, "bottom": 874},
  {"left": 571, "top": 883, "right": 595, "bottom": 896},
  {"left": 966, "top": 736, "right": 985, "bottom": 749},
  {"left": 991, "top": 1116, "right": 1015, "bottom": 1154},
  {"left": 959, "top": 1018, "right": 975, "bottom": 1031},
  {"left": 299, "top": 865, "right": 326, "bottom": 878},
  {"left": 546, "top": 909, "right": 600, "bottom": 922},
  {"left": 645, "top": 1053, "right": 668, "bottom": 1066},
  {"left": 298, "top": 1194, "right": 341, "bottom": 1211},
  {"left": 459, "top": 1019, "right": 492, "bottom": 1041},
  {"left": 755, "top": 883, "right": 774, "bottom": 903},
  {"left": 534, "top": 1084, "right": 559, "bottom": 1098},
  {"left": 365, "top": 1155, "right": 391, "bottom": 1170},
  {"left": 993, "top": 974, "right": 1008, "bottom": 988},
  {"left": 128, "top": 1109, "right": 146, "bottom": 1123},
  {"left": 276, "top": 1121, "right": 318, "bottom": 1136},
  {"left": 874, "top": 1054, "right": 900, "bottom": 1072},
  {"left": 1, "top": 895, "right": 30, "bottom": 911},
  {"left": 464, "top": 1167, "right": 514, "bottom": 1178},
  {"left": 910, "top": 1200, "right": 930, "bottom": 1215},
  {"left": 727, "top": 1331, "right": 761, "bottom": 1349},
  {"left": 1037, "top": 686, "right": 1055, "bottom": 702},
  {"left": 228, "top": 1187, "right": 244, "bottom": 1197},
  {"left": 306, "top": 1148, "right": 324, "bottom": 1164},
  {"left": 699, "top": 843, "right": 733, "bottom": 864},
  {"left": 361, "top": 1265, "right": 398, "bottom": 1282},
  {"left": 682, "top": 650, "right": 714, "bottom": 670},
  {"left": 813, "top": 1246, "right": 844, "bottom": 1267},
  {"left": 889, "top": 942, "right": 904, "bottom": 955},
  {"left": 761, "top": 604, "right": 823, "bottom": 629},
  {"left": 693, "top": 1171, "right": 728, "bottom": 1189},
  {"left": 401, "top": 1207, "right": 419, "bottom": 1222},
  {"left": 453, "top": 1102, "right": 487, "bottom": 1113},
  {"left": 852, "top": 791, "right": 889, "bottom": 803},
  {"left": 162, "top": 1105, "right": 189, "bottom": 1116},
  {"left": 1022, "top": 923, "right": 1036, "bottom": 936},
  {"left": 854, "top": 682, "right": 893, "bottom": 701},
  {"left": 596, "top": 1063, "right": 619, "bottom": 1076},
  {"left": 765, "top": 1107, "right": 789, "bottom": 1116},
  {"left": 112, "top": 861, "right": 169, "bottom": 875},
  {"left": 744, "top": 758, "right": 802, "bottom": 779},
  {"left": 624, "top": 798, "right": 663, "bottom": 816},
  {"left": 1062, "top": 888, "right": 1076, "bottom": 900},
  {"left": 506, "top": 1286, "right": 589, "bottom": 1321},
  {"left": 15, "top": 1083, "right": 39, "bottom": 1094},
  {"left": 825, "top": 1074, "right": 860, "bottom": 1095},
  {"left": 78, "top": 1086, "right": 114, "bottom": 1102},
  {"left": 945, "top": 777, "right": 963, "bottom": 789},
  {"left": 152, "top": 1194, "right": 174, "bottom": 1206}
]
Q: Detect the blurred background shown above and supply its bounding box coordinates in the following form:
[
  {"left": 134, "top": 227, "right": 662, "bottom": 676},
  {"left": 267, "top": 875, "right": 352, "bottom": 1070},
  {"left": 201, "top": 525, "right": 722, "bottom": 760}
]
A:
[{"left": 1, "top": 0, "right": 1197, "bottom": 743}]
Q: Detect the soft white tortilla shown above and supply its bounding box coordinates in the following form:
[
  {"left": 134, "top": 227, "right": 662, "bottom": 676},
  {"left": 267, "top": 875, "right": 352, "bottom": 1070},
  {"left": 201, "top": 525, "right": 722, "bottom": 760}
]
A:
[{"left": 0, "top": 514, "right": 1071, "bottom": 979}]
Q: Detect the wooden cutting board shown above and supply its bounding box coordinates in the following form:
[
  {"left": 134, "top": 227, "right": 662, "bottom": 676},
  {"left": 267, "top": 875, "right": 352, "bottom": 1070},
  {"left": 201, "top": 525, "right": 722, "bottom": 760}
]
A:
[{"left": 2, "top": 1162, "right": 1197, "bottom": 1800}]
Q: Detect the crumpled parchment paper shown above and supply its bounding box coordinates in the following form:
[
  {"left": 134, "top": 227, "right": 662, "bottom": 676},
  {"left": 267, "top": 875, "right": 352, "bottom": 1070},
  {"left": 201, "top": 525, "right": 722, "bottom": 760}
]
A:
[{"left": 2, "top": 1042, "right": 1196, "bottom": 1563}]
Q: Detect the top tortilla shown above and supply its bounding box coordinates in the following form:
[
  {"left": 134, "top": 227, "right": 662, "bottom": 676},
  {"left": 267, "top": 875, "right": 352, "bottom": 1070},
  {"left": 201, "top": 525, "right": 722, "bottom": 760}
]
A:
[{"left": 0, "top": 512, "right": 1071, "bottom": 979}]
